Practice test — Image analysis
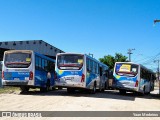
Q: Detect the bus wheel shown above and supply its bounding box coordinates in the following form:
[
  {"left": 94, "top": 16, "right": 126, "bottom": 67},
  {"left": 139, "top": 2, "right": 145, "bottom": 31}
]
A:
[
  {"left": 20, "top": 86, "right": 29, "bottom": 93},
  {"left": 99, "top": 84, "right": 105, "bottom": 92},
  {"left": 91, "top": 82, "right": 96, "bottom": 94},
  {"left": 58, "top": 87, "right": 62, "bottom": 90},
  {"left": 40, "top": 80, "right": 50, "bottom": 92},
  {"left": 119, "top": 89, "right": 126, "bottom": 95},
  {"left": 100, "top": 88, "right": 104, "bottom": 92},
  {"left": 105, "top": 81, "right": 109, "bottom": 90},
  {"left": 40, "top": 87, "right": 45, "bottom": 92},
  {"left": 143, "top": 86, "right": 146, "bottom": 95},
  {"left": 67, "top": 88, "right": 75, "bottom": 93},
  {"left": 147, "top": 87, "right": 151, "bottom": 95},
  {"left": 46, "top": 79, "right": 50, "bottom": 92}
]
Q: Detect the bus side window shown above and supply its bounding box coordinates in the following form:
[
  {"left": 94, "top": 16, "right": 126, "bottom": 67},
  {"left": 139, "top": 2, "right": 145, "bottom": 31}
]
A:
[
  {"left": 100, "top": 67, "right": 102, "bottom": 76},
  {"left": 97, "top": 64, "right": 99, "bottom": 74},
  {"left": 44, "top": 60, "right": 48, "bottom": 71},
  {"left": 39, "top": 57, "right": 42, "bottom": 70},
  {"left": 35, "top": 56, "right": 39, "bottom": 70},
  {"left": 90, "top": 60, "right": 93, "bottom": 73},
  {"left": 86, "top": 58, "right": 90, "bottom": 72},
  {"left": 140, "top": 68, "right": 145, "bottom": 79},
  {"left": 42, "top": 59, "right": 45, "bottom": 70}
]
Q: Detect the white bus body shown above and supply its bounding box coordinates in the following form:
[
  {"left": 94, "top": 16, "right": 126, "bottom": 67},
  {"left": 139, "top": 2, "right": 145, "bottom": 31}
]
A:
[
  {"left": 113, "top": 62, "right": 156, "bottom": 94},
  {"left": 55, "top": 53, "right": 109, "bottom": 93},
  {"left": 2, "top": 50, "right": 55, "bottom": 92}
]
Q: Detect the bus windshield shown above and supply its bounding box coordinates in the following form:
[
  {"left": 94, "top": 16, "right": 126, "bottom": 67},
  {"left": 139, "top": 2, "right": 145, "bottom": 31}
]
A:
[
  {"left": 57, "top": 54, "right": 84, "bottom": 70},
  {"left": 115, "top": 63, "right": 138, "bottom": 77},
  {"left": 4, "top": 52, "right": 32, "bottom": 68}
]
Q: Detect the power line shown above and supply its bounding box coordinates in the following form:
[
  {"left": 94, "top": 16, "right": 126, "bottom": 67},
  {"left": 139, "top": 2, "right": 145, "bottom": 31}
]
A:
[
  {"left": 153, "top": 19, "right": 160, "bottom": 95},
  {"left": 141, "top": 52, "right": 160, "bottom": 65}
]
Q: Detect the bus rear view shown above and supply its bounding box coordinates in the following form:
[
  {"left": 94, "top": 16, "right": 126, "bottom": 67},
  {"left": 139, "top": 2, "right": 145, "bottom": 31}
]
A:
[
  {"left": 55, "top": 53, "right": 85, "bottom": 92},
  {"left": 2, "top": 50, "right": 33, "bottom": 87},
  {"left": 113, "top": 62, "right": 139, "bottom": 94}
]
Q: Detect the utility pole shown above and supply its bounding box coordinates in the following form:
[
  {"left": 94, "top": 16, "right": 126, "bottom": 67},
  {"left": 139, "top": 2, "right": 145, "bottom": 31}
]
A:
[
  {"left": 127, "top": 48, "right": 135, "bottom": 62},
  {"left": 154, "top": 19, "right": 160, "bottom": 95},
  {"left": 154, "top": 60, "right": 160, "bottom": 95}
]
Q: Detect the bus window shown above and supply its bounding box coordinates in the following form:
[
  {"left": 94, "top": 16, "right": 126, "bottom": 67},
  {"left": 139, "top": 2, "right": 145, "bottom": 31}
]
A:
[
  {"left": 57, "top": 54, "right": 83, "bottom": 70},
  {"left": 97, "top": 64, "right": 99, "bottom": 74},
  {"left": 44, "top": 60, "right": 48, "bottom": 71},
  {"left": 38, "top": 57, "right": 42, "bottom": 70},
  {"left": 4, "top": 52, "right": 32, "bottom": 68},
  {"left": 90, "top": 60, "right": 93, "bottom": 72},
  {"left": 86, "top": 58, "right": 90, "bottom": 72},
  {"left": 35, "top": 56, "right": 39, "bottom": 69},
  {"left": 100, "top": 66, "right": 102, "bottom": 76},
  {"left": 115, "top": 63, "right": 138, "bottom": 77},
  {"left": 42, "top": 59, "right": 45, "bottom": 70}
]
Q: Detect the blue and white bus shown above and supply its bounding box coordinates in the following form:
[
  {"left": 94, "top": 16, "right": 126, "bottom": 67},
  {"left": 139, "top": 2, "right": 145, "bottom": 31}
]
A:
[
  {"left": 113, "top": 62, "right": 156, "bottom": 94},
  {"left": 55, "top": 53, "right": 109, "bottom": 93},
  {"left": 0, "top": 61, "right": 2, "bottom": 87},
  {"left": 2, "top": 50, "right": 55, "bottom": 92}
]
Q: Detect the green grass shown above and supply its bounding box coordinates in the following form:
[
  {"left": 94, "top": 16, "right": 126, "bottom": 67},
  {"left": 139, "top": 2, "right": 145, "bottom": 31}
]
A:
[{"left": 0, "top": 86, "right": 20, "bottom": 94}]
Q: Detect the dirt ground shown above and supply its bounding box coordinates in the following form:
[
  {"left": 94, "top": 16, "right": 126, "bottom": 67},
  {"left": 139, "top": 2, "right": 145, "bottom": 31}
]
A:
[{"left": 0, "top": 87, "right": 160, "bottom": 120}]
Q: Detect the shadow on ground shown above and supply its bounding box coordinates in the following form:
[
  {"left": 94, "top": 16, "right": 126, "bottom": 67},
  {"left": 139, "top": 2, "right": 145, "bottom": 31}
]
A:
[{"left": 18, "top": 88, "right": 160, "bottom": 101}]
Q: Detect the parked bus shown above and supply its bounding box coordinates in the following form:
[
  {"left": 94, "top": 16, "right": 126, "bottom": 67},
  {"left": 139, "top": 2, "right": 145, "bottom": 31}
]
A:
[
  {"left": 2, "top": 50, "right": 55, "bottom": 92},
  {"left": 0, "top": 61, "right": 2, "bottom": 87},
  {"left": 113, "top": 62, "right": 156, "bottom": 94},
  {"left": 55, "top": 53, "right": 109, "bottom": 93}
]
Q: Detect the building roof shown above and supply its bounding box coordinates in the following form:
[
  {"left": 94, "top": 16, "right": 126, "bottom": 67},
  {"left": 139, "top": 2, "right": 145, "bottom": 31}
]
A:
[{"left": 0, "top": 40, "right": 64, "bottom": 60}]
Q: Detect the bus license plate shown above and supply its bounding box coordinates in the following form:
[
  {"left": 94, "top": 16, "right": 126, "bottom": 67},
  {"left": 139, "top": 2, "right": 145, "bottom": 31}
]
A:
[
  {"left": 65, "top": 77, "right": 74, "bottom": 81},
  {"left": 14, "top": 78, "right": 20, "bottom": 80}
]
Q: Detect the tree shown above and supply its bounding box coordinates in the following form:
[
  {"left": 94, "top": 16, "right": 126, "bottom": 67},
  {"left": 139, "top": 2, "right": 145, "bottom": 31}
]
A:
[
  {"left": 114, "top": 53, "right": 128, "bottom": 62},
  {"left": 99, "top": 53, "right": 128, "bottom": 71}
]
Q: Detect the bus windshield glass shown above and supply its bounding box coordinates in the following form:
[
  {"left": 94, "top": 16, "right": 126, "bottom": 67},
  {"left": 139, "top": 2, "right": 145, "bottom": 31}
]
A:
[
  {"left": 4, "top": 52, "right": 32, "bottom": 68},
  {"left": 115, "top": 63, "right": 138, "bottom": 77},
  {"left": 57, "top": 54, "right": 84, "bottom": 70}
]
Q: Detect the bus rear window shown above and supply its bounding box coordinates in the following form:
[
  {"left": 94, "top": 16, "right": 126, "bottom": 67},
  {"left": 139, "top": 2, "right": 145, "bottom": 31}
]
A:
[
  {"left": 57, "top": 54, "right": 83, "bottom": 70},
  {"left": 115, "top": 63, "right": 138, "bottom": 76},
  {"left": 4, "top": 52, "right": 32, "bottom": 68}
]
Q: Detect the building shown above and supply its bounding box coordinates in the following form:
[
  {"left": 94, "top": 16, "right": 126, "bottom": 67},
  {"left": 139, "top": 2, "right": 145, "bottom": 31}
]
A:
[{"left": 0, "top": 40, "right": 64, "bottom": 61}]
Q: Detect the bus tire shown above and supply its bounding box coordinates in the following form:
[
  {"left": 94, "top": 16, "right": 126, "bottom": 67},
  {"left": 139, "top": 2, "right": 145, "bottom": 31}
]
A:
[
  {"left": 105, "top": 81, "right": 109, "bottom": 90},
  {"left": 40, "top": 87, "right": 45, "bottom": 92},
  {"left": 20, "top": 86, "right": 29, "bottom": 93},
  {"left": 91, "top": 82, "right": 96, "bottom": 94},
  {"left": 58, "top": 87, "right": 62, "bottom": 90},
  {"left": 100, "top": 88, "right": 104, "bottom": 92},
  {"left": 100, "top": 83, "right": 105, "bottom": 92},
  {"left": 40, "top": 80, "right": 50, "bottom": 92},
  {"left": 119, "top": 89, "right": 126, "bottom": 95},
  {"left": 46, "top": 79, "right": 50, "bottom": 92},
  {"left": 67, "top": 88, "right": 75, "bottom": 93},
  {"left": 143, "top": 86, "right": 146, "bottom": 95}
]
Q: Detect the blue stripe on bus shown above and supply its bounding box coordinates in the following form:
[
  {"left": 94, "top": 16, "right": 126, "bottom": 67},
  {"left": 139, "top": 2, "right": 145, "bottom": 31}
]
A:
[
  {"left": 4, "top": 72, "right": 30, "bottom": 80},
  {"left": 34, "top": 70, "right": 55, "bottom": 87},
  {"left": 56, "top": 69, "right": 83, "bottom": 79},
  {"left": 86, "top": 72, "right": 97, "bottom": 86},
  {"left": 114, "top": 75, "right": 137, "bottom": 82}
]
